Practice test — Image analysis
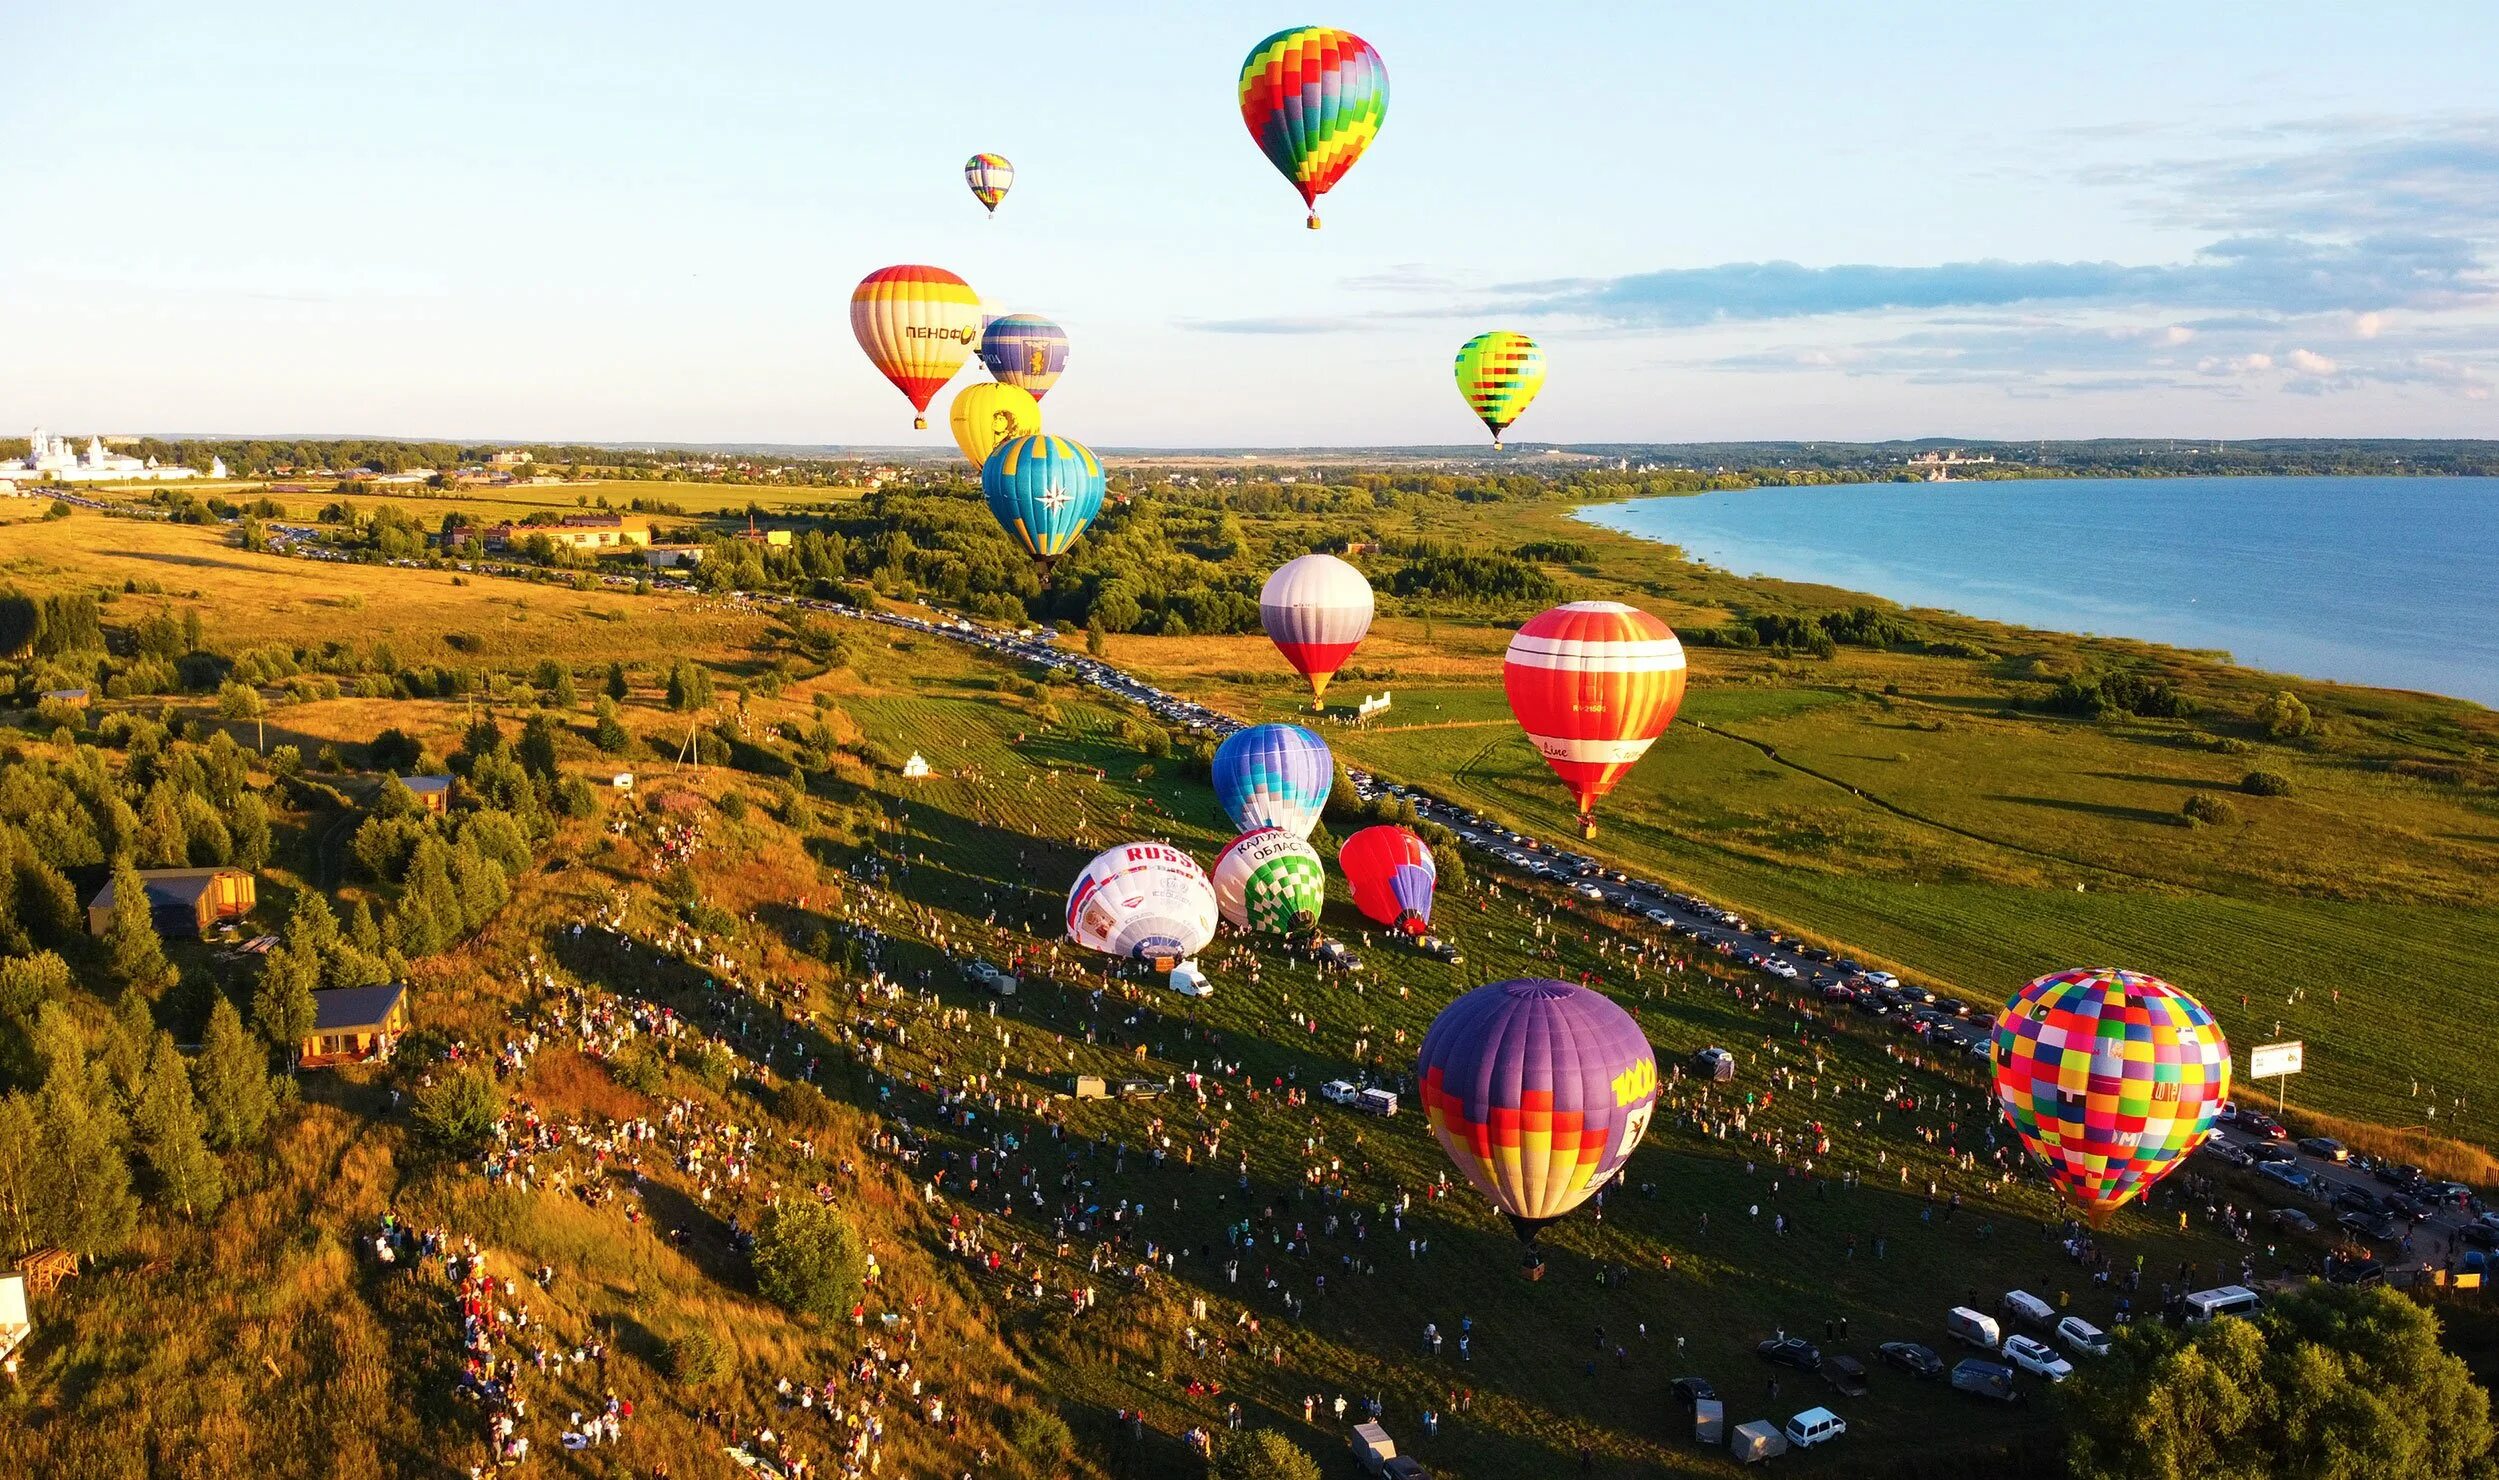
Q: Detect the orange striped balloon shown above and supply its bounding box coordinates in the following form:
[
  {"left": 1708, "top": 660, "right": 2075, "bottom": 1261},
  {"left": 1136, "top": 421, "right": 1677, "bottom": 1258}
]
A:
[
  {"left": 850, "top": 264, "right": 982, "bottom": 429},
  {"left": 1501, "top": 601, "right": 1687, "bottom": 837}
]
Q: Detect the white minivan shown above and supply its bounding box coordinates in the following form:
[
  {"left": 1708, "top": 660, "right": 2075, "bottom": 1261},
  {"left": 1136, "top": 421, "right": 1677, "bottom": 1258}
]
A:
[
  {"left": 2056, "top": 1316, "right": 2111, "bottom": 1357},
  {"left": 1784, "top": 1407, "right": 1847, "bottom": 1448},
  {"left": 2183, "top": 1286, "right": 2263, "bottom": 1323}
]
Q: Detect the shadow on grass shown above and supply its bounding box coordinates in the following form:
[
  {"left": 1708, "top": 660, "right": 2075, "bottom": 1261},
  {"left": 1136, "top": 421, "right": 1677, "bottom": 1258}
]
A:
[{"left": 1980, "top": 793, "right": 2184, "bottom": 826}]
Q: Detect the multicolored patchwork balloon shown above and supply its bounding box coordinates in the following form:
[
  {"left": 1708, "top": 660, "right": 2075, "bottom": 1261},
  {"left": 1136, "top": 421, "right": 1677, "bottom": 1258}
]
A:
[
  {"left": 1455, "top": 331, "right": 1547, "bottom": 449},
  {"left": 982, "top": 434, "right": 1104, "bottom": 564},
  {"left": 980, "top": 313, "right": 1069, "bottom": 400},
  {"left": 1065, "top": 841, "right": 1219, "bottom": 970},
  {"left": 1338, "top": 824, "right": 1435, "bottom": 936},
  {"left": 1238, "top": 25, "right": 1388, "bottom": 229},
  {"left": 1991, "top": 967, "right": 2231, "bottom": 1226},
  {"left": 851, "top": 264, "right": 983, "bottom": 429},
  {"left": 1418, "top": 979, "right": 1659, "bottom": 1248},
  {"left": 1212, "top": 827, "right": 1326, "bottom": 934},
  {"left": 964, "top": 153, "right": 1014, "bottom": 215},
  {"left": 1259, "top": 553, "right": 1373, "bottom": 706},
  {"left": 1210, "top": 723, "right": 1333, "bottom": 839},
  {"left": 1502, "top": 601, "right": 1688, "bottom": 838}
]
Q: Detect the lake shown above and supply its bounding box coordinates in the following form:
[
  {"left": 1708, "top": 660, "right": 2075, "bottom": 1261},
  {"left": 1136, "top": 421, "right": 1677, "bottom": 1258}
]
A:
[{"left": 1581, "top": 475, "right": 2499, "bottom": 709}]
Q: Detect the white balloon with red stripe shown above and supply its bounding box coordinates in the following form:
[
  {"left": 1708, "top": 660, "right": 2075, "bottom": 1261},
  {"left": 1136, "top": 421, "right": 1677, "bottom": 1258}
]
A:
[{"left": 1501, "top": 601, "right": 1688, "bottom": 837}]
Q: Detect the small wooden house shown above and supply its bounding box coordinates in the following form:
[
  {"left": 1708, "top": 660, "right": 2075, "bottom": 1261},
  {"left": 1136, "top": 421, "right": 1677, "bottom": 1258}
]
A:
[
  {"left": 402, "top": 775, "right": 454, "bottom": 816},
  {"left": 86, "top": 867, "right": 256, "bottom": 939},
  {"left": 301, "top": 983, "right": 410, "bottom": 1068}
]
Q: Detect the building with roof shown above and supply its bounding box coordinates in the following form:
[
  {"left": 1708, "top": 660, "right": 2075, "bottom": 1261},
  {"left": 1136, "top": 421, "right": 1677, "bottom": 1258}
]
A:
[
  {"left": 482, "top": 513, "right": 650, "bottom": 554},
  {"left": 85, "top": 866, "right": 256, "bottom": 939},
  {"left": 401, "top": 775, "right": 454, "bottom": 815},
  {"left": 301, "top": 983, "right": 411, "bottom": 1068}
]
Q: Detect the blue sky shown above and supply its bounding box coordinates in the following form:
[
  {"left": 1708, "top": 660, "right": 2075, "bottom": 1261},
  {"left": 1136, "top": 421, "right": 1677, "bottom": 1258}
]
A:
[{"left": 3, "top": 1, "right": 2495, "bottom": 446}]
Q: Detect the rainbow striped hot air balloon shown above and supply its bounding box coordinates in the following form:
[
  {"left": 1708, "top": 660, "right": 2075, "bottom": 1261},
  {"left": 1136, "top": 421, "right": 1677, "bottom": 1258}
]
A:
[
  {"left": 1455, "top": 331, "right": 1547, "bottom": 449},
  {"left": 982, "top": 434, "right": 1104, "bottom": 565},
  {"left": 1259, "top": 553, "right": 1373, "bottom": 706},
  {"left": 852, "top": 265, "right": 983, "bottom": 429},
  {"left": 1418, "top": 979, "right": 1658, "bottom": 1262},
  {"left": 980, "top": 314, "right": 1069, "bottom": 400},
  {"left": 1502, "top": 601, "right": 1688, "bottom": 838},
  {"left": 1992, "top": 967, "right": 2232, "bottom": 1227},
  {"left": 1212, "top": 827, "right": 1327, "bottom": 934},
  {"left": 1338, "top": 824, "right": 1435, "bottom": 936},
  {"left": 1211, "top": 723, "right": 1334, "bottom": 839},
  {"left": 1238, "top": 25, "right": 1388, "bottom": 229},
  {"left": 964, "top": 153, "right": 1014, "bottom": 216}
]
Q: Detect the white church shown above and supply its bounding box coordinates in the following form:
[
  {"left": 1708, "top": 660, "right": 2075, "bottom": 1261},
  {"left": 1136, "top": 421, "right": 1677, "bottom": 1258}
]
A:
[{"left": 1, "top": 427, "right": 225, "bottom": 484}]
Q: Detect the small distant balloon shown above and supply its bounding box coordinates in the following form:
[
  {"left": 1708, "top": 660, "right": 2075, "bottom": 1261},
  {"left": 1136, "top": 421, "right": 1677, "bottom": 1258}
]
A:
[
  {"left": 1455, "top": 331, "right": 1547, "bottom": 449},
  {"left": 964, "top": 153, "right": 1014, "bottom": 215},
  {"left": 1238, "top": 26, "right": 1387, "bottom": 228},
  {"left": 947, "top": 382, "right": 1041, "bottom": 471},
  {"left": 980, "top": 314, "right": 1070, "bottom": 400}
]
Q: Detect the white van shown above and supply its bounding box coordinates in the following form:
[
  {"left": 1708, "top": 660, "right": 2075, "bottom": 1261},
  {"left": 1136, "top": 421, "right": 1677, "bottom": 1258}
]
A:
[
  {"left": 1319, "top": 1080, "right": 1361, "bottom": 1106},
  {"left": 2183, "top": 1286, "right": 2263, "bottom": 1323},
  {"left": 1355, "top": 1088, "right": 1400, "bottom": 1117},
  {"left": 2056, "top": 1316, "right": 2111, "bottom": 1357},
  {"left": 1946, "top": 1306, "right": 2001, "bottom": 1349},
  {"left": 1783, "top": 1407, "right": 1847, "bottom": 1448},
  {"left": 2002, "top": 1289, "right": 2056, "bottom": 1328}
]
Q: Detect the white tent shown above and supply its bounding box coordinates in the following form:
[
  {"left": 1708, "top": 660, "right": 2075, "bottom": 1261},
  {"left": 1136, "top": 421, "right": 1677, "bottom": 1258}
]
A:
[{"left": 901, "top": 752, "right": 932, "bottom": 779}]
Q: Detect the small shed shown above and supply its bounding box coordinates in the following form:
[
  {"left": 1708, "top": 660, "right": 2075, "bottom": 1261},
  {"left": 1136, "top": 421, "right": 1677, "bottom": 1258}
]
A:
[
  {"left": 38, "top": 688, "right": 90, "bottom": 709},
  {"left": 86, "top": 866, "right": 256, "bottom": 939},
  {"left": 611, "top": 772, "right": 634, "bottom": 790},
  {"left": 402, "top": 775, "right": 454, "bottom": 815},
  {"left": 301, "top": 983, "right": 411, "bottom": 1068},
  {"left": 1732, "top": 1420, "right": 1789, "bottom": 1463}
]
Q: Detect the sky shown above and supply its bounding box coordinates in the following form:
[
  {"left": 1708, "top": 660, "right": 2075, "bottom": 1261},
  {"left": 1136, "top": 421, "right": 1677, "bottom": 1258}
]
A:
[{"left": 4, "top": 0, "right": 2496, "bottom": 447}]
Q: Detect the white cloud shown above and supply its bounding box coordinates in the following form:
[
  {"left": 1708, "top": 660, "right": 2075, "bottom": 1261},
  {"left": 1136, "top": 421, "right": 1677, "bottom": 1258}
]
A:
[
  {"left": 2286, "top": 348, "right": 2339, "bottom": 375},
  {"left": 2352, "top": 311, "right": 2385, "bottom": 338}
]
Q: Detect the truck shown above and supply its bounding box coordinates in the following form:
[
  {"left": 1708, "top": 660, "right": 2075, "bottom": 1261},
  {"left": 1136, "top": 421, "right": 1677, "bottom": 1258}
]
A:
[
  {"left": 1351, "top": 1420, "right": 1426, "bottom": 1477},
  {"left": 1355, "top": 1088, "right": 1400, "bottom": 1117}
]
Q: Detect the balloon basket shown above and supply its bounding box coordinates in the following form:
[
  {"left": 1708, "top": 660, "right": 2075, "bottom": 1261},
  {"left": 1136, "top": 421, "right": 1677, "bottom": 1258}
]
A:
[
  {"left": 1306, "top": 214, "right": 1322, "bottom": 230},
  {"left": 913, "top": 417, "right": 927, "bottom": 430},
  {"left": 1521, "top": 1250, "right": 1547, "bottom": 1281}
]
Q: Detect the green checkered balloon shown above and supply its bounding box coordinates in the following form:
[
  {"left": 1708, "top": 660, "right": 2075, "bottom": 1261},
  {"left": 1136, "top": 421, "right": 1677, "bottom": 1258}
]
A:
[{"left": 1213, "top": 827, "right": 1327, "bottom": 934}]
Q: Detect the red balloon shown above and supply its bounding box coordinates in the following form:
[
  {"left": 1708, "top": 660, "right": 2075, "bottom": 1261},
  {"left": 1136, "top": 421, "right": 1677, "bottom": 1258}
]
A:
[
  {"left": 1338, "top": 825, "right": 1436, "bottom": 935},
  {"left": 1501, "top": 601, "right": 1687, "bottom": 837}
]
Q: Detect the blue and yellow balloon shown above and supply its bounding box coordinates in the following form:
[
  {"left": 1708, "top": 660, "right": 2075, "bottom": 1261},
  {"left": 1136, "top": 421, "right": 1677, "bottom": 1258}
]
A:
[{"left": 983, "top": 434, "right": 1105, "bottom": 566}]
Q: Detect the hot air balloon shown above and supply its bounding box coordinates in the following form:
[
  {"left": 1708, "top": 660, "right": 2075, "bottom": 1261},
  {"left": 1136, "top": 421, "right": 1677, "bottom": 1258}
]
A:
[
  {"left": 1417, "top": 979, "right": 1658, "bottom": 1266},
  {"left": 980, "top": 314, "right": 1069, "bottom": 401},
  {"left": 1210, "top": 723, "right": 1333, "bottom": 839},
  {"left": 964, "top": 153, "right": 1014, "bottom": 216},
  {"left": 982, "top": 434, "right": 1105, "bottom": 565},
  {"left": 1065, "top": 841, "right": 1219, "bottom": 971},
  {"left": 948, "top": 382, "right": 1041, "bottom": 471},
  {"left": 1991, "top": 967, "right": 2231, "bottom": 1227},
  {"left": 1502, "top": 601, "right": 1688, "bottom": 839},
  {"left": 851, "top": 265, "right": 983, "bottom": 429},
  {"left": 1211, "top": 827, "right": 1326, "bottom": 934},
  {"left": 1238, "top": 26, "right": 1387, "bottom": 229},
  {"left": 1338, "top": 825, "right": 1435, "bottom": 936},
  {"left": 1259, "top": 553, "right": 1373, "bottom": 706},
  {"left": 1455, "top": 331, "right": 1547, "bottom": 449}
]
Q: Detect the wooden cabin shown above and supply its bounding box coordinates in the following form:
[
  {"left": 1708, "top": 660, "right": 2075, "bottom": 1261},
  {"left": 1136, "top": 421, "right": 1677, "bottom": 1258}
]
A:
[
  {"left": 402, "top": 775, "right": 454, "bottom": 816},
  {"left": 85, "top": 867, "right": 256, "bottom": 939},
  {"left": 300, "top": 983, "right": 411, "bottom": 1069}
]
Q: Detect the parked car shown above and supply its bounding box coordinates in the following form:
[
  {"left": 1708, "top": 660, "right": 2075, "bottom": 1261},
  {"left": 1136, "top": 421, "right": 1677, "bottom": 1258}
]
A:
[
  {"left": 1945, "top": 1307, "right": 2002, "bottom": 1350},
  {"left": 2325, "top": 1252, "right": 2386, "bottom": 1287},
  {"left": 1113, "top": 1079, "right": 1165, "bottom": 1100},
  {"left": 2334, "top": 1187, "right": 2387, "bottom": 1217},
  {"left": 2203, "top": 1140, "right": 2255, "bottom": 1168},
  {"left": 2247, "top": 1141, "right": 2297, "bottom": 1165},
  {"left": 1353, "top": 1088, "right": 1400, "bottom": 1117},
  {"left": 1824, "top": 1354, "right": 1869, "bottom": 1397},
  {"left": 1320, "top": 1080, "right": 1361, "bottom": 1106},
  {"left": 2338, "top": 1211, "right": 2401, "bottom": 1243},
  {"left": 2055, "top": 1317, "right": 2111, "bottom": 1358},
  {"left": 2271, "top": 1206, "right": 2318, "bottom": 1232},
  {"left": 1783, "top": 1407, "right": 1847, "bottom": 1449},
  {"left": 2299, "top": 1136, "right": 2349, "bottom": 1163},
  {"left": 1879, "top": 1341, "right": 1944, "bottom": 1379},
  {"left": 2375, "top": 1162, "right": 2425, "bottom": 1188},
  {"left": 1671, "top": 1376, "right": 1718, "bottom": 1409},
  {"left": 2002, "top": 1335, "right": 2074, "bottom": 1382},
  {"left": 2183, "top": 1286, "right": 2263, "bottom": 1322},
  {"left": 1950, "top": 1359, "right": 2022, "bottom": 1404},
  {"left": 1416, "top": 935, "right": 1464, "bottom": 965},
  {"left": 2258, "top": 1163, "right": 2313, "bottom": 1193},
  {"left": 1756, "top": 1337, "right": 1822, "bottom": 1372}
]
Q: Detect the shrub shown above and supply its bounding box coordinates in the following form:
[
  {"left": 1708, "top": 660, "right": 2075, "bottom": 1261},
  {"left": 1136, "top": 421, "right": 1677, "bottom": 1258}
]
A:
[
  {"left": 752, "top": 1199, "right": 866, "bottom": 1320},
  {"left": 1001, "top": 1406, "right": 1075, "bottom": 1465},
  {"left": 778, "top": 1080, "right": 835, "bottom": 1130},
  {"left": 2258, "top": 690, "right": 2312, "bottom": 740},
  {"left": 666, "top": 1328, "right": 733, "bottom": 1386},
  {"left": 2240, "top": 770, "right": 2293, "bottom": 797},
  {"left": 609, "top": 1043, "right": 667, "bottom": 1095},
  {"left": 2182, "top": 793, "right": 2237, "bottom": 827},
  {"left": 1209, "top": 1429, "right": 1322, "bottom": 1480},
  {"left": 412, "top": 1067, "right": 504, "bottom": 1151}
]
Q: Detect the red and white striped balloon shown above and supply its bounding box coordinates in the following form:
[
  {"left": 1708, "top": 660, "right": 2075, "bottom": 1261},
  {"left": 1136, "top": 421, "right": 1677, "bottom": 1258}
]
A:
[{"left": 1501, "top": 601, "right": 1687, "bottom": 837}]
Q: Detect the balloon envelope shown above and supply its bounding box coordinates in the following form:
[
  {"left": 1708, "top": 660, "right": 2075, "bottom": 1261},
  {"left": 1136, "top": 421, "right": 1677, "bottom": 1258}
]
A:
[
  {"left": 982, "top": 434, "right": 1105, "bottom": 561},
  {"left": 1065, "top": 842, "right": 1219, "bottom": 969},
  {"left": 964, "top": 153, "right": 1013, "bottom": 214},
  {"left": 1259, "top": 553, "right": 1374, "bottom": 703},
  {"left": 948, "top": 382, "right": 1041, "bottom": 470},
  {"left": 1417, "top": 979, "right": 1658, "bottom": 1239},
  {"left": 1992, "top": 967, "right": 2231, "bottom": 1224},
  {"left": 1211, "top": 723, "right": 1333, "bottom": 839},
  {"left": 852, "top": 265, "right": 983, "bottom": 429},
  {"left": 1338, "top": 825, "right": 1436, "bottom": 935},
  {"left": 1502, "top": 601, "right": 1687, "bottom": 835},
  {"left": 1238, "top": 26, "right": 1387, "bottom": 228},
  {"left": 1211, "top": 827, "right": 1326, "bottom": 933},
  {"left": 1455, "top": 331, "right": 1547, "bottom": 448},
  {"left": 980, "top": 313, "right": 1070, "bottom": 400}
]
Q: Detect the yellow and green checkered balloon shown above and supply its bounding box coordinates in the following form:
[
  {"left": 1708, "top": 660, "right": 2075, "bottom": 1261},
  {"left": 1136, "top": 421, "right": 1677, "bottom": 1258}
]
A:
[{"left": 1456, "top": 331, "right": 1546, "bottom": 449}]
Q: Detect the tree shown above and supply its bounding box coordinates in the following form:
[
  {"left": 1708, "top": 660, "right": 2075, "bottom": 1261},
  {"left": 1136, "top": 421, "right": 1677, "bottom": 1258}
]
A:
[
  {"left": 752, "top": 1198, "right": 866, "bottom": 1320},
  {"left": 594, "top": 696, "right": 633, "bottom": 755},
  {"left": 132, "top": 1033, "right": 224, "bottom": 1217},
  {"left": 195, "top": 994, "right": 277, "bottom": 1150},
  {"left": 605, "top": 661, "right": 629, "bottom": 702},
  {"left": 518, "top": 712, "right": 561, "bottom": 779},
  {"left": 28, "top": 1064, "right": 140, "bottom": 1257},
  {"left": 0, "top": 1092, "right": 38, "bottom": 1255},
  {"left": 412, "top": 1066, "right": 503, "bottom": 1152},
  {"left": 216, "top": 680, "right": 266, "bottom": 752},
  {"left": 534, "top": 659, "right": 577, "bottom": 708},
  {"left": 2258, "top": 689, "right": 2313, "bottom": 741},
  {"left": 371, "top": 772, "right": 423, "bottom": 820},
  {"left": 252, "top": 939, "right": 320, "bottom": 1069},
  {"left": 1208, "top": 1429, "right": 1322, "bottom": 1480},
  {"left": 2063, "top": 1283, "right": 2494, "bottom": 1480},
  {"left": 102, "top": 859, "right": 177, "bottom": 994}
]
